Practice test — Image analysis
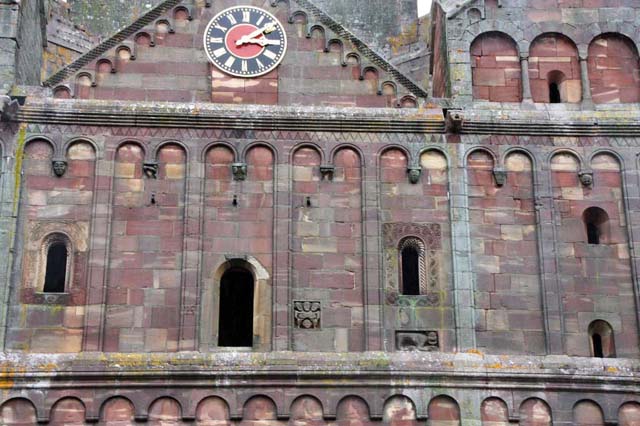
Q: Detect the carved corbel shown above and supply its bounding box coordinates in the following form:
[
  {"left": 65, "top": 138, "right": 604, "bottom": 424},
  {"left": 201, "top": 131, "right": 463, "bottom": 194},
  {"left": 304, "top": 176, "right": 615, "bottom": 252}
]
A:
[
  {"left": 52, "top": 159, "right": 67, "bottom": 177},
  {"left": 320, "top": 164, "right": 335, "bottom": 181},
  {"left": 232, "top": 162, "right": 247, "bottom": 181},
  {"left": 579, "top": 170, "right": 593, "bottom": 187},
  {"left": 446, "top": 110, "right": 464, "bottom": 133},
  {"left": 143, "top": 161, "right": 158, "bottom": 179},
  {"left": 493, "top": 167, "right": 507, "bottom": 187},
  {"left": 407, "top": 166, "right": 422, "bottom": 184}
]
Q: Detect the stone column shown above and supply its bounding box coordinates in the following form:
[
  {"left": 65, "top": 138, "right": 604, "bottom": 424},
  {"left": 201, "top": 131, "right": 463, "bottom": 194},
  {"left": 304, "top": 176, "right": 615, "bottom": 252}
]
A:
[
  {"left": 579, "top": 56, "right": 592, "bottom": 104},
  {"left": 520, "top": 54, "right": 533, "bottom": 101}
]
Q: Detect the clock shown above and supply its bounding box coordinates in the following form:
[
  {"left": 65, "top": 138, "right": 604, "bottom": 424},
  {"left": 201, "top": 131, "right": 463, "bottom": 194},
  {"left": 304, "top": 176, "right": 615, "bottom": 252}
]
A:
[{"left": 203, "top": 6, "right": 288, "bottom": 78}]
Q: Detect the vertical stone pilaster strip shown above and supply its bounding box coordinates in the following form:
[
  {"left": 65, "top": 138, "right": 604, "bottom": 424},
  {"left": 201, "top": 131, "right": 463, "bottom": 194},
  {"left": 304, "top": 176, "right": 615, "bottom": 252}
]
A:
[
  {"left": 0, "top": 128, "right": 19, "bottom": 350},
  {"left": 178, "top": 152, "right": 202, "bottom": 350},
  {"left": 619, "top": 152, "right": 640, "bottom": 342},
  {"left": 82, "top": 143, "right": 114, "bottom": 351},
  {"left": 275, "top": 158, "right": 290, "bottom": 351},
  {"left": 534, "top": 157, "right": 564, "bottom": 354},
  {"left": 449, "top": 143, "right": 476, "bottom": 351},
  {"left": 362, "top": 150, "right": 381, "bottom": 350}
]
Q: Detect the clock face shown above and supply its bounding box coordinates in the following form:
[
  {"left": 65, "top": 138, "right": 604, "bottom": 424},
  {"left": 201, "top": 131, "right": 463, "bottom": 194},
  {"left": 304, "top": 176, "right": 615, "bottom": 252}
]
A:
[{"left": 203, "top": 6, "right": 288, "bottom": 78}]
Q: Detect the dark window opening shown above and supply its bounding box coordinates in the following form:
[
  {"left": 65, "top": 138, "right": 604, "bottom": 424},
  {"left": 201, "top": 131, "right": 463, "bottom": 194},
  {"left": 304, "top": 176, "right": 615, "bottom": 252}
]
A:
[
  {"left": 583, "top": 207, "right": 609, "bottom": 245},
  {"left": 549, "top": 82, "right": 561, "bottom": 103},
  {"left": 592, "top": 333, "right": 603, "bottom": 358},
  {"left": 43, "top": 243, "right": 68, "bottom": 293},
  {"left": 589, "top": 320, "right": 615, "bottom": 358},
  {"left": 401, "top": 246, "right": 420, "bottom": 295},
  {"left": 587, "top": 222, "right": 600, "bottom": 244},
  {"left": 218, "top": 267, "right": 254, "bottom": 347}
]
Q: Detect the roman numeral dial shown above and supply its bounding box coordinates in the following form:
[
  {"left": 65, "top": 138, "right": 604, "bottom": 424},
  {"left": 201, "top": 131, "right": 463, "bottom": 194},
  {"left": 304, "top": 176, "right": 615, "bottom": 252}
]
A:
[{"left": 204, "top": 6, "right": 288, "bottom": 78}]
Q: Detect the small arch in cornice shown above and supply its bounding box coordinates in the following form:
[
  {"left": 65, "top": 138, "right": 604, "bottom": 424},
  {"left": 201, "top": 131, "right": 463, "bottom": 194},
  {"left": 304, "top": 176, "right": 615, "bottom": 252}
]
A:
[
  {"left": 291, "top": 142, "right": 325, "bottom": 164},
  {"left": 63, "top": 137, "right": 101, "bottom": 159},
  {"left": 464, "top": 146, "right": 498, "bottom": 166},
  {"left": 548, "top": 148, "right": 585, "bottom": 170},
  {"left": 202, "top": 141, "right": 239, "bottom": 163},
  {"left": 241, "top": 141, "right": 278, "bottom": 163}
]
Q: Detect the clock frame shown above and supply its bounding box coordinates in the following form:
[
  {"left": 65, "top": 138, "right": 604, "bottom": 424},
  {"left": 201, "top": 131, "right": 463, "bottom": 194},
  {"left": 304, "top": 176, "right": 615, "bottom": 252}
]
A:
[{"left": 203, "top": 6, "right": 288, "bottom": 78}]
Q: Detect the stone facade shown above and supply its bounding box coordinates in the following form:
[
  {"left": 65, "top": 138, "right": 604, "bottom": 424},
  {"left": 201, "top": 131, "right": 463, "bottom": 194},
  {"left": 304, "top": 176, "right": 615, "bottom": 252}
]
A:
[{"left": 0, "top": 0, "right": 638, "bottom": 425}]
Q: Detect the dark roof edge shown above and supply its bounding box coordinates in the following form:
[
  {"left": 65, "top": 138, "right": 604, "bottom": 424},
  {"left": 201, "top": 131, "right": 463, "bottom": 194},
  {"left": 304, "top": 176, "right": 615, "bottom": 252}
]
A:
[
  {"left": 294, "top": 0, "right": 429, "bottom": 99},
  {"left": 43, "top": 0, "right": 185, "bottom": 88}
]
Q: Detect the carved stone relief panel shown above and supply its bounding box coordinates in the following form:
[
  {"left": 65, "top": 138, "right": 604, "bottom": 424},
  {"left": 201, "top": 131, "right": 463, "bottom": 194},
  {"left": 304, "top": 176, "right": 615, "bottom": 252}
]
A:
[{"left": 294, "top": 301, "right": 321, "bottom": 329}]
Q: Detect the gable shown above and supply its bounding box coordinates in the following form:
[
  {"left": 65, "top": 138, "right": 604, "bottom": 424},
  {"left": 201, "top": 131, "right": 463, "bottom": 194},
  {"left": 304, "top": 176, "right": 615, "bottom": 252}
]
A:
[{"left": 45, "top": 0, "right": 426, "bottom": 109}]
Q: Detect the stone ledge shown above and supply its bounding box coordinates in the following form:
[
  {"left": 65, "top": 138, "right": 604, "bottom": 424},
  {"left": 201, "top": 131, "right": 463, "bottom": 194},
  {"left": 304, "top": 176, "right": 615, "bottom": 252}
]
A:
[
  {"left": 14, "top": 99, "right": 445, "bottom": 133},
  {"left": 0, "top": 351, "right": 637, "bottom": 389}
]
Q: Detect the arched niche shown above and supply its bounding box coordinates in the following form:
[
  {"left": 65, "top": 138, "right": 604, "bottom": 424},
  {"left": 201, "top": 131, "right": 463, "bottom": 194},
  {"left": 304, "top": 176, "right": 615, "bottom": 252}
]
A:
[
  {"left": 529, "top": 33, "right": 581, "bottom": 103},
  {"left": 336, "top": 396, "right": 371, "bottom": 426},
  {"left": 619, "top": 402, "right": 640, "bottom": 426},
  {"left": 149, "top": 397, "right": 182, "bottom": 425},
  {"left": 383, "top": 395, "right": 417, "bottom": 426},
  {"left": 196, "top": 396, "right": 231, "bottom": 426},
  {"left": 588, "top": 33, "right": 640, "bottom": 104},
  {"left": 0, "top": 398, "right": 37, "bottom": 425},
  {"left": 289, "top": 396, "right": 324, "bottom": 426},
  {"left": 481, "top": 397, "right": 509, "bottom": 426},
  {"left": 573, "top": 400, "right": 604, "bottom": 426},
  {"left": 470, "top": 32, "right": 522, "bottom": 102},
  {"left": 100, "top": 397, "right": 135, "bottom": 425},
  {"left": 519, "top": 398, "right": 551, "bottom": 426},
  {"left": 427, "top": 395, "right": 460, "bottom": 426},
  {"left": 50, "top": 397, "right": 86, "bottom": 426}
]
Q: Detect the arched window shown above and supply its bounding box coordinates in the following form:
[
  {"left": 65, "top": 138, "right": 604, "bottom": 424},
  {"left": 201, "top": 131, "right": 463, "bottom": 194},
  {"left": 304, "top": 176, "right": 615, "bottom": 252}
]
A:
[
  {"left": 218, "top": 267, "right": 254, "bottom": 347},
  {"left": 44, "top": 243, "right": 67, "bottom": 293},
  {"left": 399, "top": 238, "right": 426, "bottom": 295},
  {"left": 589, "top": 320, "right": 615, "bottom": 358},
  {"left": 40, "top": 233, "right": 71, "bottom": 293},
  {"left": 583, "top": 207, "right": 609, "bottom": 245}
]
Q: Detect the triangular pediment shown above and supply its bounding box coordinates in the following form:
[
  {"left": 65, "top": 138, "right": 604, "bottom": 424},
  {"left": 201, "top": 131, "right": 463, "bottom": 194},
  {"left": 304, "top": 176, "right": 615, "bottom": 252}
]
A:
[{"left": 44, "top": 0, "right": 426, "bottom": 108}]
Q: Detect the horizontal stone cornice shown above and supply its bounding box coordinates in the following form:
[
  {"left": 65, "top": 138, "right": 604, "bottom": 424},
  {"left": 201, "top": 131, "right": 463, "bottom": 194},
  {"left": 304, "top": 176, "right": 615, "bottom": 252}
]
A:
[
  {"left": 14, "top": 100, "right": 445, "bottom": 134},
  {"left": 1, "top": 352, "right": 638, "bottom": 392}
]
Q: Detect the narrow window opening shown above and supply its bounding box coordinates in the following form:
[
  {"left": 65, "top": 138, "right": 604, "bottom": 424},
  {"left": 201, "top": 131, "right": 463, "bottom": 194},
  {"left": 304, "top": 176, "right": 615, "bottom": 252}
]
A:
[
  {"left": 401, "top": 246, "right": 420, "bottom": 296},
  {"left": 583, "top": 207, "right": 609, "bottom": 245},
  {"left": 218, "top": 267, "right": 254, "bottom": 347},
  {"left": 589, "top": 320, "right": 615, "bottom": 358},
  {"left": 549, "top": 82, "right": 561, "bottom": 103},
  {"left": 592, "top": 333, "right": 603, "bottom": 358},
  {"left": 43, "top": 243, "right": 67, "bottom": 293},
  {"left": 586, "top": 222, "right": 600, "bottom": 244}
]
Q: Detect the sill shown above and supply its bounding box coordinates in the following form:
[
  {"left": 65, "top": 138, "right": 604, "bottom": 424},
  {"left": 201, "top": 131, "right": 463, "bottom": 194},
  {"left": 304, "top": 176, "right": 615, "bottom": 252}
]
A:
[{"left": 33, "top": 292, "right": 70, "bottom": 305}]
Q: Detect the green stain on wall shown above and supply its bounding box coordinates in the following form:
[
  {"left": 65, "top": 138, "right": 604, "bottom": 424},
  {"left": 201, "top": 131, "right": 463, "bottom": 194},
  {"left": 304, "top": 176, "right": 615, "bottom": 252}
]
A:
[{"left": 13, "top": 125, "right": 26, "bottom": 213}]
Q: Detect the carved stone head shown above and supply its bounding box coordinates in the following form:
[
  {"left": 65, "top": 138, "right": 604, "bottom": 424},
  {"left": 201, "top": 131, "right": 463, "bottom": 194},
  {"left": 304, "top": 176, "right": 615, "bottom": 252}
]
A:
[
  {"left": 52, "top": 160, "right": 67, "bottom": 177},
  {"left": 232, "top": 162, "right": 247, "bottom": 181},
  {"left": 579, "top": 171, "right": 593, "bottom": 187},
  {"left": 407, "top": 167, "right": 422, "bottom": 184}
]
